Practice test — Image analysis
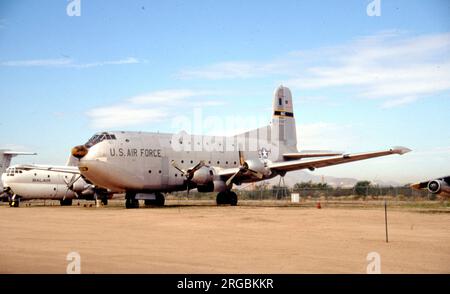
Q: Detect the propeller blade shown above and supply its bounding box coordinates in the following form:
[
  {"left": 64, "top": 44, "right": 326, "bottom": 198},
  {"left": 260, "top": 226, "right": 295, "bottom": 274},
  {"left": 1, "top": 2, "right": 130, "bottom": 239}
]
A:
[
  {"left": 171, "top": 160, "right": 186, "bottom": 174},
  {"left": 188, "top": 160, "right": 205, "bottom": 174},
  {"left": 226, "top": 170, "right": 241, "bottom": 187},
  {"left": 239, "top": 150, "right": 245, "bottom": 166}
]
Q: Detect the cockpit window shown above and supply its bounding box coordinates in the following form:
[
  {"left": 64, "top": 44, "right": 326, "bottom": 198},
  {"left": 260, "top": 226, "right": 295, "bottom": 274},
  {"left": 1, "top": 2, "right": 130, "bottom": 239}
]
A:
[{"left": 85, "top": 132, "right": 116, "bottom": 147}]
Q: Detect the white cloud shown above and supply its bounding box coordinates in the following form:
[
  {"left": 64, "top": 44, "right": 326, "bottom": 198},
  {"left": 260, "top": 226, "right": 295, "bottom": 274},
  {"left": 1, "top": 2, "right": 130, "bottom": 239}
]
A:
[
  {"left": 177, "top": 32, "right": 450, "bottom": 108},
  {"left": 0, "top": 57, "right": 140, "bottom": 68},
  {"left": 87, "top": 89, "right": 226, "bottom": 129},
  {"left": 86, "top": 105, "right": 168, "bottom": 129},
  {"left": 0, "top": 58, "right": 72, "bottom": 67},
  {"left": 129, "top": 89, "right": 212, "bottom": 104},
  {"left": 381, "top": 96, "right": 418, "bottom": 109}
]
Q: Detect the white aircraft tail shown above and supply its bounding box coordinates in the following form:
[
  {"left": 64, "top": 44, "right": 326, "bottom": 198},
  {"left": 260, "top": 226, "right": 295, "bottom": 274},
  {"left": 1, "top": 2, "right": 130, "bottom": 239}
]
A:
[
  {"left": 66, "top": 155, "right": 79, "bottom": 166},
  {"left": 234, "top": 86, "right": 298, "bottom": 161},
  {"left": 0, "top": 150, "right": 36, "bottom": 190},
  {"left": 271, "top": 85, "right": 297, "bottom": 151}
]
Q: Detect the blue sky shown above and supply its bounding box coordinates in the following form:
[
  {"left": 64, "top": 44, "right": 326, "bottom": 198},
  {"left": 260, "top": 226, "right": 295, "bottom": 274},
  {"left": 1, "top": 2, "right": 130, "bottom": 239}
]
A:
[{"left": 1, "top": 0, "right": 449, "bottom": 183}]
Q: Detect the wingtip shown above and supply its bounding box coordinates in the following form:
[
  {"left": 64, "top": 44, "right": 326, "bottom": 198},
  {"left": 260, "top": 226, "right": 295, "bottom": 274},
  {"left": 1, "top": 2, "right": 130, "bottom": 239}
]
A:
[{"left": 391, "top": 146, "right": 412, "bottom": 155}]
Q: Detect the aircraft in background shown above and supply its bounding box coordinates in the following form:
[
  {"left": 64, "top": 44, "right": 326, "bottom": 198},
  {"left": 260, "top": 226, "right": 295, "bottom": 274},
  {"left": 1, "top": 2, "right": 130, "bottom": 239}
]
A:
[
  {"left": 1, "top": 149, "right": 36, "bottom": 203},
  {"left": 411, "top": 176, "right": 450, "bottom": 198},
  {"left": 1, "top": 155, "right": 109, "bottom": 207},
  {"left": 35, "top": 86, "right": 411, "bottom": 208}
]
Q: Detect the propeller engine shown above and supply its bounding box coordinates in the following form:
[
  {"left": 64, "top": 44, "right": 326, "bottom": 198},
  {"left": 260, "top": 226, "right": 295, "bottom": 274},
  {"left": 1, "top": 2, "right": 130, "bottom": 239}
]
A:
[
  {"left": 427, "top": 180, "right": 450, "bottom": 194},
  {"left": 226, "top": 151, "right": 271, "bottom": 187},
  {"left": 62, "top": 174, "right": 94, "bottom": 199}
]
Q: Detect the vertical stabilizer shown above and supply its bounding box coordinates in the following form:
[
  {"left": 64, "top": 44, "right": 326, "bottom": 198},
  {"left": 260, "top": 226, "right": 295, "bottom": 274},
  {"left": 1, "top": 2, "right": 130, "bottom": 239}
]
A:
[{"left": 271, "top": 86, "right": 297, "bottom": 151}]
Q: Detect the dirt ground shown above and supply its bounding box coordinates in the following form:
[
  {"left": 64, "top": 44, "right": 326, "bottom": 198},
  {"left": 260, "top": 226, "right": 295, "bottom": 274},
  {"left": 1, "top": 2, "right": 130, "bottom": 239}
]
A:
[{"left": 0, "top": 200, "right": 449, "bottom": 273}]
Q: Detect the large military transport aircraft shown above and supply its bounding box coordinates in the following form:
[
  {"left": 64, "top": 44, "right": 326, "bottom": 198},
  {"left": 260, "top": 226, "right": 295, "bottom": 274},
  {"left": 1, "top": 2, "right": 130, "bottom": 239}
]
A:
[
  {"left": 1, "top": 156, "right": 107, "bottom": 207},
  {"left": 411, "top": 176, "right": 450, "bottom": 198},
  {"left": 40, "top": 86, "right": 411, "bottom": 208}
]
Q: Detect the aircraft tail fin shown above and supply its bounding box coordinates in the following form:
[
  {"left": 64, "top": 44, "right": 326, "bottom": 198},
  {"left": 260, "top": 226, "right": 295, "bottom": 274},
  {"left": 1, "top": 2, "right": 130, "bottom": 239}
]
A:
[
  {"left": 271, "top": 85, "right": 297, "bottom": 152},
  {"left": 66, "top": 155, "right": 79, "bottom": 166},
  {"left": 0, "top": 150, "right": 36, "bottom": 190}
]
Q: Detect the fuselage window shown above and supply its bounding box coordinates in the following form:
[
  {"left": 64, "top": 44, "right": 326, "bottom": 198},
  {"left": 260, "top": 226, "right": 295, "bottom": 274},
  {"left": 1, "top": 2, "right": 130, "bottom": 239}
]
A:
[
  {"left": 148, "top": 170, "right": 152, "bottom": 173},
  {"left": 158, "top": 170, "right": 161, "bottom": 174}
]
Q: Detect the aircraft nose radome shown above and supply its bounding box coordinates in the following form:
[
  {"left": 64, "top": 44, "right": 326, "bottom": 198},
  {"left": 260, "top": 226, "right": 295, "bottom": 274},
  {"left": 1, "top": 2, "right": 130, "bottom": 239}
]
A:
[{"left": 71, "top": 145, "right": 89, "bottom": 159}]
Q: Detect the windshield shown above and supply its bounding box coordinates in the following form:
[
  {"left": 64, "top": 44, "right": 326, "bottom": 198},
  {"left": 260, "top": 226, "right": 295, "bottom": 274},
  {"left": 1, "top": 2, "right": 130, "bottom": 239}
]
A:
[{"left": 85, "top": 132, "right": 116, "bottom": 148}]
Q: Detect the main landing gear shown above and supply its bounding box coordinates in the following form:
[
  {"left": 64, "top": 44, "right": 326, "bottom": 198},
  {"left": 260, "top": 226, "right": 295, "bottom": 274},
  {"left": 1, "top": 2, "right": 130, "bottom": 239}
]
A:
[
  {"left": 125, "top": 192, "right": 165, "bottom": 209},
  {"left": 60, "top": 199, "right": 73, "bottom": 206},
  {"left": 216, "top": 191, "right": 238, "bottom": 206},
  {"left": 144, "top": 192, "right": 165, "bottom": 207}
]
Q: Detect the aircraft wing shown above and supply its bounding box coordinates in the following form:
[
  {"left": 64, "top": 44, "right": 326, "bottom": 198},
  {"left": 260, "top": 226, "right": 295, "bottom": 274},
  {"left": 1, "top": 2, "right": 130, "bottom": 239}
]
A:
[
  {"left": 217, "top": 146, "right": 410, "bottom": 179},
  {"left": 269, "top": 147, "right": 411, "bottom": 173},
  {"left": 3, "top": 151, "right": 37, "bottom": 156},
  {"left": 15, "top": 164, "right": 80, "bottom": 174}
]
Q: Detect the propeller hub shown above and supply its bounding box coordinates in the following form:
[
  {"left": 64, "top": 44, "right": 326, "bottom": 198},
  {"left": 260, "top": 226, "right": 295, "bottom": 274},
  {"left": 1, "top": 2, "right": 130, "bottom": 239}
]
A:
[{"left": 71, "top": 145, "right": 89, "bottom": 159}]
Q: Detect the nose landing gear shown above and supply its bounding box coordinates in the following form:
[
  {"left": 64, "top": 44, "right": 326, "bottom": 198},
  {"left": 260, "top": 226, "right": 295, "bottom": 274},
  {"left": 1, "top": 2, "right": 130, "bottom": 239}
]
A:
[{"left": 9, "top": 195, "right": 20, "bottom": 207}]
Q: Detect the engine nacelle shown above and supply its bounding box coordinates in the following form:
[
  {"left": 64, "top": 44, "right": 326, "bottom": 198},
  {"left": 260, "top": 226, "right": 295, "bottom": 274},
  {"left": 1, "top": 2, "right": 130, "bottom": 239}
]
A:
[
  {"left": 245, "top": 159, "right": 271, "bottom": 177},
  {"left": 428, "top": 180, "right": 450, "bottom": 194},
  {"left": 71, "top": 178, "right": 88, "bottom": 193},
  {"left": 197, "top": 180, "right": 227, "bottom": 193},
  {"left": 191, "top": 166, "right": 214, "bottom": 185}
]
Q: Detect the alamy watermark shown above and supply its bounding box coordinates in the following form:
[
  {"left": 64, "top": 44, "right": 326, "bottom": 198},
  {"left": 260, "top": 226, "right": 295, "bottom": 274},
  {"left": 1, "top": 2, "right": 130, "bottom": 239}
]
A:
[
  {"left": 367, "top": 0, "right": 381, "bottom": 17},
  {"left": 366, "top": 252, "right": 381, "bottom": 274},
  {"left": 66, "top": 251, "right": 81, "bottom": 274},
  {"left": 67, "top": 0, "right": 81, "bottom": 17}
]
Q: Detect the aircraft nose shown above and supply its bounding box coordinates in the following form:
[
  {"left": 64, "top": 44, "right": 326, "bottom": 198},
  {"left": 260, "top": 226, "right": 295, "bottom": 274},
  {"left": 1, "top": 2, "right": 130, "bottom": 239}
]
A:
[{"left": 71, "top": 145, "right": 89, "bottom": 159}]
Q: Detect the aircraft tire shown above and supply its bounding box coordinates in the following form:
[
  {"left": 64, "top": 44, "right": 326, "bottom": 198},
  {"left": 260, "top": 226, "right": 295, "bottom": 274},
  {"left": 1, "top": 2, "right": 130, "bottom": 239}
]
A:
[
  {"left": 101, "top": 198, "right": 108, "bottom": 206},
  {"left": 228, "top": 191, "right": 238, "bottom": 206},
  {"left": 144, "top": 193, "right": 165, "bottom": 207},
  {"left": 125, "top": 192, "right": 139, "bottom": 209},
  {"left": 216, "top": 192, "right": 225, "bottom": 205},
  {"left": 126, "top": 198, "right": 139, "bottom": 209}
]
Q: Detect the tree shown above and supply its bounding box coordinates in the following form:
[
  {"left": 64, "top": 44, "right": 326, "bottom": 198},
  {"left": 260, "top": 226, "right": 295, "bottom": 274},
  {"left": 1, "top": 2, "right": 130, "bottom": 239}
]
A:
[
  {"left": 354, "top": 181, "right": 372, "bottom": 197},
  {"left": 293, "top": 181, "right": 331, "bottom": 192}
]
